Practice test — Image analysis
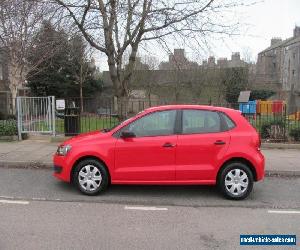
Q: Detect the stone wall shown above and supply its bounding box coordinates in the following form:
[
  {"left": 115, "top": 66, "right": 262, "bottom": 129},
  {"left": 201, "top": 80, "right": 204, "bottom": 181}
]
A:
[{"left": 102, "top": 67, "right": 260, "bottom": 104}]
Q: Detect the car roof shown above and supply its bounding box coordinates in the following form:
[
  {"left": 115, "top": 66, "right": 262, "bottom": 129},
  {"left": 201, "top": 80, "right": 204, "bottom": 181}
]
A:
[{"left": 144, "top": 104, "right": 237, "bottom": 114}]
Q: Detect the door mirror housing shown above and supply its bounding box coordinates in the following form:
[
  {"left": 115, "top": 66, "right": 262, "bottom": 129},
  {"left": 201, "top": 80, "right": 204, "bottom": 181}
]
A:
[{"left": 121, "top": 131, "right": 136, "bottom": 139}]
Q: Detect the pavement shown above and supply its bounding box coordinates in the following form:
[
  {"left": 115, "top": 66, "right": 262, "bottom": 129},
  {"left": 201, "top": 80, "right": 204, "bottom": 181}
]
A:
[{"left": 0, "top": 140, "right": 300, "bottom": 176}]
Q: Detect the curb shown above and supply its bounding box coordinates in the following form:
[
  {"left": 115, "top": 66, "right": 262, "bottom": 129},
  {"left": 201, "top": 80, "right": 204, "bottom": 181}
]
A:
[
  {"left": 50, "top": 136, "right": 72, "bottom": 143},
  {"left": 265, "top": 170, "right": 300, "bottom": 177},
  {"left": 0, "top": 161, "right": 299, "bottom": 177},
  {"left": 0, "top": 161, "right": 52, "bottom": 169},
  {"left": 262, "top": 143, "right": 300, "bottom": 150}
]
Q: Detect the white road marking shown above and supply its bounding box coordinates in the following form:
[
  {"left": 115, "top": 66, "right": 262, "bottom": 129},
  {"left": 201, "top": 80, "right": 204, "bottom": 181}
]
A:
[
  {"left": 0, "top": 199, "right": 29, "bottom": 205},
  {"left": 0, "top": 196, "right": 14, "bottom": 199},
  {"left": 32, "top": 197, "right": 46, "bottom": 201},
  {"left": 124, "top": 206, "right": 168, "bottom": 211},
  {"left": 268, "top": 210, "right": 300, "bottom": 214}
]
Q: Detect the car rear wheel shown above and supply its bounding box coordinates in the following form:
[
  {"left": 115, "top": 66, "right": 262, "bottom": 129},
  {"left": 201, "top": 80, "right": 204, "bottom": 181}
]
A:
[
  {"left": 73, "top": 159, "right": 109, "bottom": 195},
  {"left": 218, "top": 162, "right": 254, "bottom": 200}
]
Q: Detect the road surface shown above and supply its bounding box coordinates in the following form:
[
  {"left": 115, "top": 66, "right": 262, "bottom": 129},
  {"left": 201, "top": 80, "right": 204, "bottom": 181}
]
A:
[{"left": 0, "top": 168, "right": 299, "bottom": 250}]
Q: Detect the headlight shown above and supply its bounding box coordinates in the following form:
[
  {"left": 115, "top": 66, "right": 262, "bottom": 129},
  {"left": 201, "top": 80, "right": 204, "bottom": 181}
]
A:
[{"left": 56, "top": 144, "right": 72, "bottom": 156}]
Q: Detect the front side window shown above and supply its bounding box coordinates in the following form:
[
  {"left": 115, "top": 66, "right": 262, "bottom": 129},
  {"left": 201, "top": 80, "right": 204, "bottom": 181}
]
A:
[
  {"left": 182, "top": 110, "right": 221, "bottom": 134},
  {"left": 119, "top": 110, "right": 177, "bottom": 137}
]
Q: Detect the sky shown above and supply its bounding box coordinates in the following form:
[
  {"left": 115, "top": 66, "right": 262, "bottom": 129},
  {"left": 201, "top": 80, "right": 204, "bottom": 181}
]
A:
[{"left": 96, "top": 0, "right": 300, "bottom": 71}]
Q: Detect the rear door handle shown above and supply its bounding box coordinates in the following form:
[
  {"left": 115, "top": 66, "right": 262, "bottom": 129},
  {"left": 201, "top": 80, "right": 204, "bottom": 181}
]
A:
[
  {"left": 163, "top": 142, "right": 176, "bottom": 148},
  {"left": 214, "top": 140, "right": 226, "bottom": 145}
]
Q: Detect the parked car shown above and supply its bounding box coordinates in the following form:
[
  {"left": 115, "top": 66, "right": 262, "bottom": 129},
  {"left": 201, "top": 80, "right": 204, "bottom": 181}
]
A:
[{"left": 53, "top": 105, "right": 265, "bottom": 200}]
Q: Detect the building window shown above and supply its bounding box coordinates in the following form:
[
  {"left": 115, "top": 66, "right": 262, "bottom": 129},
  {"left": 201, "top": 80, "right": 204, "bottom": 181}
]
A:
[{"left": 292, "top": 69, "right": 295, "bottom": 76}]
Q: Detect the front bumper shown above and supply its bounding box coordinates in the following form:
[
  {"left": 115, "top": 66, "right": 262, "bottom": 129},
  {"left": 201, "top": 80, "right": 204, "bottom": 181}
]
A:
[{"left": 53, "top": 154, "right": 72, "bottom": 182}]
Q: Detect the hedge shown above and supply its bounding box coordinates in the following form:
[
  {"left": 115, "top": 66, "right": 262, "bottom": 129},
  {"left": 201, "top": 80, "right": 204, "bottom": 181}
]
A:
[
  {"left": 289, "top": 128, "right": 300, "bottom": 142},
  {"left": 260, "top": 119, "right": 285, "bottom": 139},
  {"left": 0, "top": 120, "right": 18, "bottom": 136}
]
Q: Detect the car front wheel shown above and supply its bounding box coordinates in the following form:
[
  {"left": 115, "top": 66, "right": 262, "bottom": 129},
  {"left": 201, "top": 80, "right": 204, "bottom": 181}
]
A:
[
  {"left": 73, "top": 159, "right": 109, "bottom": 195},
  {"left": 218, "top": 162, "right": 254, "bottom": 200}
]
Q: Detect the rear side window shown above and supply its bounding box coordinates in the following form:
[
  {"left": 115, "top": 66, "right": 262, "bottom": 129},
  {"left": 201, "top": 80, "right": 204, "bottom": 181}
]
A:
[
  {"left": 182, "top": 110, "right": 221, "bottom": 134},
  {"left": 220, "top": 112, "right": 236, "bottom": 130}
]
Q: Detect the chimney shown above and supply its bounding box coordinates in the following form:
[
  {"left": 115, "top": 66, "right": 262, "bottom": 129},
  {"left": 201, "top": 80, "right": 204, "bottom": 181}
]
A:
[
  {"left": 208, "top": 56, "right": 215, "bottom": 64},
  {"left": 271, "top": 37, "right": 282, "bottom": 46},
  {"left": 173, "top": 49, "right": 185, "bottom": 58},
  {"left": 231, "top": 52, "right": 240, "bottom": 61},
  {"left": 294, "top": 26, "right": 300, "bottom": 37}
]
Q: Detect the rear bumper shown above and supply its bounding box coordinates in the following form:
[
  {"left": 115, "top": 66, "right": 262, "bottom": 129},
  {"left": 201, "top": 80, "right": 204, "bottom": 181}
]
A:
[{"left": 255, "top": 150, "right": 265, "bottom": 181}]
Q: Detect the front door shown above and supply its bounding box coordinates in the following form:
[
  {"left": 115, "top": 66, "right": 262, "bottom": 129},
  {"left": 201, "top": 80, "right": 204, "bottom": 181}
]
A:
[
  {"left": 114, "top": 110, "right": 178, "bottom": 182},
  {"left": 176, "top": 109, "right": 230, "bottom": 181}
]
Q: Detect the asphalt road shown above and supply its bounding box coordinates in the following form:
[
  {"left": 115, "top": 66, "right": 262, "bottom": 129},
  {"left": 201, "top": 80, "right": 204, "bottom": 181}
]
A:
[{"left": 0, "top": 168, "right": 299, "bottom": 250}]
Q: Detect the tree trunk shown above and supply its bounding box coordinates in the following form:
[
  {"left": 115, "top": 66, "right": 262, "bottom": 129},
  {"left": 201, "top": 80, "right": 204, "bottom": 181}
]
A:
[
  {"left": 79, "top": 63, "right": 83, "bottom": 113},
  {"left": 9, "top": 86, "right": 18, "bottom": 114},
  {"left": 7, "top": 58, "right": 26, "bottom": 114}
]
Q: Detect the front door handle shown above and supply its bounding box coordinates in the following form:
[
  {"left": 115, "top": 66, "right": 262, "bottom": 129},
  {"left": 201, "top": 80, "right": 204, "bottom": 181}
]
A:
[
  {"left": 163, "top": 142, "right": 176, "bottom": 148},
  {"left": 214, "top": 140, "right": 226, "bottom": 145}
]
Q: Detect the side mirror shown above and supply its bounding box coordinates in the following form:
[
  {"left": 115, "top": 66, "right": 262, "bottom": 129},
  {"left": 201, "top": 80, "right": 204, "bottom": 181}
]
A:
[{"left": 121, "top": 131, "right": 136, "bottom": 139}]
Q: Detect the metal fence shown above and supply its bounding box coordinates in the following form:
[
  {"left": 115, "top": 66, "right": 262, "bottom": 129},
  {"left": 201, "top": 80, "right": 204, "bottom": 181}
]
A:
[
  {"left": 1, "top": 96, "right": 300, "bottom": 141},
  {"left": 16, "top": 96, "right": 56, "bottom": 139},
  {"left": 54, "top": 97, "right": 300, "bottom": 141}
]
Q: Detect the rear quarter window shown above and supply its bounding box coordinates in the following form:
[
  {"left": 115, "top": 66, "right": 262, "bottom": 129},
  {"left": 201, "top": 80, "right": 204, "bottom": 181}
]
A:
[{"left": 220, "top": 112, "right": 236, "bottom": 130}]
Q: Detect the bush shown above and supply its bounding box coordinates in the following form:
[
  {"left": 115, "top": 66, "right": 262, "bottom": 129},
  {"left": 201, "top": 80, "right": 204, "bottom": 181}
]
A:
[
  {"left": 0, "top": 120, "right": 18, "bottom": 136},
  {"left": 260, "top": 119, "right": 285, "bottom": 139},
  {"left": 289, "top": 128, "right": 300, "bottom": 141},
  {"left": 249, "top": 89, "right": 276, "bottom": 101}
]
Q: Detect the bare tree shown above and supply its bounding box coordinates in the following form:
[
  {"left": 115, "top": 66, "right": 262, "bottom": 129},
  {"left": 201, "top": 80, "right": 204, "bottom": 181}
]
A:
[
  {"left": 69, "top": 35, "right": 96, "bottom": 113},
  {"left": 54, "top": 0, "right": 243, "bottom": 107},
  {"left": 0, "top": 0, "right": 60, "bottom": 111},
  {"left": 241, "top": 46, "right": 253, "bottom": 63}
]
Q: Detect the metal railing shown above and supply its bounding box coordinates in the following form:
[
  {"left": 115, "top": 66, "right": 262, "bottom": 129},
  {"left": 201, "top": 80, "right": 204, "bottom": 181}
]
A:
[
  {"left": 54, "top": 98, "right": 300, "bottom": 141},
  {"left": 1, "top": 96, "right": 300, "bottom": 141}
]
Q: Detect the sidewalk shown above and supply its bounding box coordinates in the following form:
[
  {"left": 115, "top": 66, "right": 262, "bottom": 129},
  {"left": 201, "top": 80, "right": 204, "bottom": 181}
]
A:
[{"left": 0, "top": 140, "right": 299, "bottom": 176}]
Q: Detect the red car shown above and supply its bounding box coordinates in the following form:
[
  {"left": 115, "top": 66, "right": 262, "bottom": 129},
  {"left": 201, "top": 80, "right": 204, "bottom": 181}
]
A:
[{"left": 53, "top": 105, "right": 264, "bottom": 200}]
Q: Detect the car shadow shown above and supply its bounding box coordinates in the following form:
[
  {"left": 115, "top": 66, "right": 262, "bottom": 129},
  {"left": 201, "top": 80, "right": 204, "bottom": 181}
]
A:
[
  {"left": 107, "top": 184, "right": 219, "bottom": 197},
  {"left": 54, "top": 180, "right": 221, "bottom": 199}
]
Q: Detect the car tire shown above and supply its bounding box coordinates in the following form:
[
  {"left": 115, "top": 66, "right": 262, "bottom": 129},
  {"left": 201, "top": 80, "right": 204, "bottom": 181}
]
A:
[
  {"left": 73, "top": 159, "right": 109, "bottom": 196},
  {"left": 218, "top": 162, "right": 254, "bottom": 200}
]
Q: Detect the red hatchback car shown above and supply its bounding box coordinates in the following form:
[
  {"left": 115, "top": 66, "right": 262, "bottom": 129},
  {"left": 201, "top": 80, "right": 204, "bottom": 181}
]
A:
[{"left": 53, "top": 105, "right": 265, "bottom": 200}]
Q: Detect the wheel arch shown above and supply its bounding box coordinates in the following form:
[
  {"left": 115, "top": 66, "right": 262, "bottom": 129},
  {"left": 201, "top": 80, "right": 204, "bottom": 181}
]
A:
[
  {"left": 217, "top": 157, "right": 257, "bottom": 183},
  {"left": 70, "top": 155, "right": 111, "bottom": 184}
]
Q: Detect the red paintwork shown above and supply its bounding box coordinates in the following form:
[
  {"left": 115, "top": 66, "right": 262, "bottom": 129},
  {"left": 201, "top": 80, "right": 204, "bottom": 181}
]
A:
[{"left": 53, "top": 105, "right": 264, "bottom": 185}]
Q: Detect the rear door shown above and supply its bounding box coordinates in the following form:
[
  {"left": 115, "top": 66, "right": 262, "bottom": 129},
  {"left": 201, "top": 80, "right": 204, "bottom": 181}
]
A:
[{"left": 176, "top": 109, "right": 230, "bottom": 181}]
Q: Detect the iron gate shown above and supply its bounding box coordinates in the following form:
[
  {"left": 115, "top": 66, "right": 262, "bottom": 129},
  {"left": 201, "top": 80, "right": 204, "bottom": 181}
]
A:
[{"left": 17, "top": 96, "right": 55, "bottom": 140}]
